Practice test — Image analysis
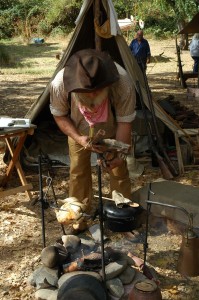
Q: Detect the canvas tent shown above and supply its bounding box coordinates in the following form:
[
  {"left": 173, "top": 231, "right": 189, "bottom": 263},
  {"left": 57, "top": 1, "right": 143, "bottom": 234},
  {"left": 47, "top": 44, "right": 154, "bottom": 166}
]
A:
[
  {"left": 23, "top": 0, "right": 189, "bottom": 167},
  {"left": 179, "top": 12, "right": 199, "bottom": 34}
]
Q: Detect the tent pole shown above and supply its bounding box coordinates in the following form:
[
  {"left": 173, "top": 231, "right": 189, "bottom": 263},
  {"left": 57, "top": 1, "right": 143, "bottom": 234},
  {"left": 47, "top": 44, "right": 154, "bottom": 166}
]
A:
[
  {"left": 94, "top": 0, "right": 107, "bottom": 287},
  {"left": 94, "top": 0, "right": 102, "bottom": 50},
  {"left": 175, "top": 36, "right": 186, "bottom": 88}
]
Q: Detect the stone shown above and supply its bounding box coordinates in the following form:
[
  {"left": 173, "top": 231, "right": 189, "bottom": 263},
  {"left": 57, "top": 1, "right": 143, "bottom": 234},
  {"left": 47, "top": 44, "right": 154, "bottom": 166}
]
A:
[
  {"left": 127, "top": 255, "right": 137, "bottom": 266},
  {"left": 104, "top": 248, "right": 132, "bottom": 263},
  {"left": 27, "top": 266, "right": 59, "bottom": 290},
  {"left": 131, "top": 270, "right": 147, "bottom": 285},
  {"left": 119, "top": 266, "right": 136, "bottom": 284},
  {"left": 61, "top": 235, "right": 81, "bottom": 253},
  {"left": 41, "top": 246, "right": 60, "bottom": 268},
  {"left": 100, "top": 260, "right": 128, "bottom": 280},
  {"left": 119, "top": 252, "right": 135, "bottom": 266},
  {"left": 88, "top": 224, "right": 108, "bottom": 242},
  {"left": 35, "top": 288, "right": 58, "bottom": 300},
  {"left": 58, "top": 271, "right": 102, "bottom": 288},
  {"left": 106, "top": 278, "right": 124, "bottom": 298},
  {"left": 80, "top": 235, "right": 97, "bottom": 251},
  {"left": 54, "top": 243, "right": 68, "bottom": 264}
]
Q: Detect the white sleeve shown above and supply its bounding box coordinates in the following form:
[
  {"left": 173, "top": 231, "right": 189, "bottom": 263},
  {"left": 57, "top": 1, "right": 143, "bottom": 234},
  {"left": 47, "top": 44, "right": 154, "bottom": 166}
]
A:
[{"left": 49, "top": 69, "right": 70, "bottom": 116}]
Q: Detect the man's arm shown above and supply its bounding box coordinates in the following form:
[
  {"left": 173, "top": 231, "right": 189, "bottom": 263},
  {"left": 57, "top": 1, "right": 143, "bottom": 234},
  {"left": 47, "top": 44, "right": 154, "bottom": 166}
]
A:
[
  {"left": 105, "top": 122, "right": 132, "bottom": 170},
  {"left": 116, "top": 122, "right": 132, "bottom": 145},
  {"left": 129, "top": 39, "right": 135, "bottom": 55},
  {"left": 53, "top": 115, "right": 90, "bottom": 148}
]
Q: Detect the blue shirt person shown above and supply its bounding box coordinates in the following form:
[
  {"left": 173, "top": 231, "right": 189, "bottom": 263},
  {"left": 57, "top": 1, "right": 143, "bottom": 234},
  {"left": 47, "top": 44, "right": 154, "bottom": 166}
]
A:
[
  {"left": 189, "top": 33, "right": 199, "bottom": 73},
  {"left": 129, "top": 30, "right": 151, "bottom": 71}
]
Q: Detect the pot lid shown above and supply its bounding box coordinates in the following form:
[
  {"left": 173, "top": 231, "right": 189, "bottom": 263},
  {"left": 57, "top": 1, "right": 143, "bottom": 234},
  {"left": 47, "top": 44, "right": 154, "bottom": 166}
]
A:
[
  {"left": 103, "top": 201, "right": 142, "bottom": 218},
  {"left": 57, "top": 274, "right": 107, "bottom": 300},
  {"left": 135, "top": 280, "right": 157, "bottom": 292}
]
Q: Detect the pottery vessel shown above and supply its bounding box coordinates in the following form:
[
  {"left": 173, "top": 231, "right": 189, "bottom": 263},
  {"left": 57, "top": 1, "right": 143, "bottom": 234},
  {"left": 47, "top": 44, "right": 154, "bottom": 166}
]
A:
[
  {"left": 177, "top": 231, "right": 199, "bottom": 277},
  {"left": 128, "top": 279, "right": 162, "bottom": 300}
]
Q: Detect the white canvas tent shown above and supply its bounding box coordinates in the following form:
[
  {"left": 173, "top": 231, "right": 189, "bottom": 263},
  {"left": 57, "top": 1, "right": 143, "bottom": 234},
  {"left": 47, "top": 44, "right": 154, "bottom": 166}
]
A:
[{"left": 22, "top": 0, "right": 188, "bottom": 167}]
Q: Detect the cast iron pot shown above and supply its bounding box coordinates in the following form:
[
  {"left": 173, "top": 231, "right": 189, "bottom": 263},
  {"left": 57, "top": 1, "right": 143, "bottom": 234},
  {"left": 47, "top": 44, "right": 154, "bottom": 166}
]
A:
[{"left": 103, "top": 201, "right": 143, "bottom": 232}]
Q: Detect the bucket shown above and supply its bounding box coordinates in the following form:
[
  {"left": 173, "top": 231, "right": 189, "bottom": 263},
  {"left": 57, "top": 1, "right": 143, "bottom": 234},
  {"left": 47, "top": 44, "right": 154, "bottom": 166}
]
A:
[{"left": 177, "top": 233, "right": 199, "bottom": 277}]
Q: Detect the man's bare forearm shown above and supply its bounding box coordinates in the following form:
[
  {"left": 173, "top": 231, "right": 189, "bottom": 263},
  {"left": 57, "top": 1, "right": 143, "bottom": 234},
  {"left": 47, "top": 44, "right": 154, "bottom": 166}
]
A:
[{"left": 116, "top": 122, "right": 132, "bottom": 145}]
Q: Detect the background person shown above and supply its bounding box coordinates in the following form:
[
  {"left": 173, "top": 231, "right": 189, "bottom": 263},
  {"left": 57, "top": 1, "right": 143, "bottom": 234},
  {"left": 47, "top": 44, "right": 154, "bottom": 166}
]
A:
[
  {"left": 189, "top": 33, "right": 199, "bottom": 73},
  {"left": 49, "top": 49, "right": 136, "bottom": 230},
  {"left": 129, "top": 30, "right": 151, "bottom": 71}
]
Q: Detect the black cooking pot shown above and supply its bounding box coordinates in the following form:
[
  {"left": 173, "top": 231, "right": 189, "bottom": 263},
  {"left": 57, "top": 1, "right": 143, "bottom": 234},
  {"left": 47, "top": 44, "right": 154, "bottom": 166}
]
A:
[{"left": 103, "top": 201, "right": 143, "bottom": 232}]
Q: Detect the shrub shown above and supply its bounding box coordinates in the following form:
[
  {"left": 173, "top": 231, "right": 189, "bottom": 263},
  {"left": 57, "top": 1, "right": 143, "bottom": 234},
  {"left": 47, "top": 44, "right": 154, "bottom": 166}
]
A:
[{"left": 0, "top": 45, "right": 11, "bottom": 66}]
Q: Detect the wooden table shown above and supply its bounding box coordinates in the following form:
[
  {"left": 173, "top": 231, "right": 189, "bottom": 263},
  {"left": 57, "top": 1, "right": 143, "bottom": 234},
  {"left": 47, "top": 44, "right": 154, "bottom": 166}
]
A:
[{"left": 0, "top": 126, "right": 36, "bottom": 200}]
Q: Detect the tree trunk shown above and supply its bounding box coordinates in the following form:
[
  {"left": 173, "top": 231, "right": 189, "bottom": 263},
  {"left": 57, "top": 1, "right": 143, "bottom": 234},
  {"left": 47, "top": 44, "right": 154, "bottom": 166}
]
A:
[{"left": 177, "top": 19, "right": 189, "bottom": 50}]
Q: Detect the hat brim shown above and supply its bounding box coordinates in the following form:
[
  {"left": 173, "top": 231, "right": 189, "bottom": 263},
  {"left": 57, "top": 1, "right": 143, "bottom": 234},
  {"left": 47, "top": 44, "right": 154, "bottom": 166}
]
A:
[{"left": 57, "top": 274, "right": 108, "bottom": 300}]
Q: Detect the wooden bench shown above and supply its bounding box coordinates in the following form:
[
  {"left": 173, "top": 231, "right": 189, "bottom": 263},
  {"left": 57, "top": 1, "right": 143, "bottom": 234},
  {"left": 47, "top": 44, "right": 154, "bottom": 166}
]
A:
[{"left": 177, "top": 71, "right": 198, "bottom": 82}]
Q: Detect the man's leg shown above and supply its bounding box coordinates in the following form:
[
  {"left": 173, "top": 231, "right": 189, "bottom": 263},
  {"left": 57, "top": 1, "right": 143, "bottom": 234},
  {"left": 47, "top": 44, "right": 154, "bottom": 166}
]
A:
[
  {"left": 109, "top": 160, "right": 131, "bottom": 199},
  {"left": 68, "top": 137, "right": 93, "bottom": 213},
  {"left": 192, "top": 57, "right": 199, "bottom": 73},
  {"left": 195, "top": 57, "right": 199, "bottom": 73}
]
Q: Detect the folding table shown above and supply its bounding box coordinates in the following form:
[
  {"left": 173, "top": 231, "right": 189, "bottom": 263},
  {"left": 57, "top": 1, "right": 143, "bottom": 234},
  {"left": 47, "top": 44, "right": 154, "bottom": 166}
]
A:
[{"left": 0, "top": 125, "right": 36, "bottom": 200}]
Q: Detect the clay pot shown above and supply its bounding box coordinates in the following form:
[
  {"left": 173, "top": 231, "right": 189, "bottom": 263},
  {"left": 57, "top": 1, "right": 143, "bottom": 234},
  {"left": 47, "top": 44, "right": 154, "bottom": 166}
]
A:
[
  {"left": 177, "top": 231, "right": 199, "bottom": 277},
  {"left": 128, "top": 279, "right": 162, "bottom": 300}
]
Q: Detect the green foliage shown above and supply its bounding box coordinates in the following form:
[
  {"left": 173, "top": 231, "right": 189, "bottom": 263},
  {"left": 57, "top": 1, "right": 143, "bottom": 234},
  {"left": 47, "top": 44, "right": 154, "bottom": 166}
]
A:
[
  {"left": 0, "top": 0, "right": 46, "bottom": 40},
  {"left": 50, "top": 25, "right": 69, "bottom": 37},
  {"left": 37, "top": 19, "right": 52, "bottom": 36},
  {"left": 152, "top": 0, "right": 198, "bottom": 21},
  {"left": 0, "top": 0, "right": 18, "bottom": 10},
  {"left": 0, "top": 10, "right": 15, "bottom": 38},
  {"left": 0, "top": 44, "right": 11, "bottom": 66},
  {"left": 113, "top": 0, "right": 134, "bottom": 18},
  {"left": 44, "top": 0, "right": 81, "bottom": 29},
  {"left": 12, "top": 0, "right": 46, "bottom": 40},
  {"left": 0, "top": 0, "right": 199, "bottom": 40},
  {"left": 144, "top": 13, "right": 178, "bottom": 38}
]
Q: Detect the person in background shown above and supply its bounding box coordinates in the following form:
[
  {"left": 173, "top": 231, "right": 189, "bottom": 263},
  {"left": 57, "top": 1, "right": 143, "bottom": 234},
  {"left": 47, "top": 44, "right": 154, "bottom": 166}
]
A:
[
  {"left": 50, "top": 49, "right": 136, "bottom": 232},
  {"left": 129, "top": 30, "right": 151, "bottom": 71},
  {"left": 189, "top": 33, "right": 199, "bottom": 73}
]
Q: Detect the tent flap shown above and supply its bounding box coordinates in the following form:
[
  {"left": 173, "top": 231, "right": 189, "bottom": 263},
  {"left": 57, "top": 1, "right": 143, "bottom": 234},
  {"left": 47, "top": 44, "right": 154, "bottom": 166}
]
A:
[{"left": 178, "top": 12, "right": 199, "bottom": 34}]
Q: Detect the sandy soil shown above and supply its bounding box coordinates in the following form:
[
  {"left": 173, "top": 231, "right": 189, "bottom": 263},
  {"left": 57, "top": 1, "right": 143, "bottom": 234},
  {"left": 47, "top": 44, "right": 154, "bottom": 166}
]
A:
[{"left": 0, "top": 37, "right": 199, "bottom": 300}]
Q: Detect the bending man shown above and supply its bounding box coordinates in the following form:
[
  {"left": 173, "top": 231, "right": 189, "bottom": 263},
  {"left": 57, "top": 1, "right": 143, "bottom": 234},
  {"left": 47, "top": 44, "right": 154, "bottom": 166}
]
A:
[{"left": 50, "top": 49, "right": 136, "bottom": 227}]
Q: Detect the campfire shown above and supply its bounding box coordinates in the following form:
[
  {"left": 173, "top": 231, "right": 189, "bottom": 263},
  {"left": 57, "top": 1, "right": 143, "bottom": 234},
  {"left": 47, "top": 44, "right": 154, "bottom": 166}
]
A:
[
  {"left": 28, "top": 227, "right": 163, "bottom": 300},
  {"left": 27, "top": 163, "right": 199, "bottom": 300},
  {"left": 28, "top": 170, "right": 164, "bottom": 299}
]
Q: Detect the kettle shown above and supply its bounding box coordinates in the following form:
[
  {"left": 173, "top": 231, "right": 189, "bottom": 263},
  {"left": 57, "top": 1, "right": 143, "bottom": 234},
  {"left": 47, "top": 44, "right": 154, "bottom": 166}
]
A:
[{"left": 177, "top": 214, "right": 199, "bottom": 277}]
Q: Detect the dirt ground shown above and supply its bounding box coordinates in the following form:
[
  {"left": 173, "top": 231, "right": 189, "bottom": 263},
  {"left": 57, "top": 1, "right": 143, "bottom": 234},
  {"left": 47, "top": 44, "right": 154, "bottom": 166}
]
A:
[{"left": 0, "top": 37, "right": 199, "bottom": 300}]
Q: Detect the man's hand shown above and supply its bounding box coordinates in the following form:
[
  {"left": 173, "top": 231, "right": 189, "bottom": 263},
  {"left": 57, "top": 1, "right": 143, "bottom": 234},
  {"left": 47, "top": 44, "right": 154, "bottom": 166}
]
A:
[
  {"left": 105, "top": 156, "right": 124, "bottom": 170},
  {"left": 54, "top": 116, "right": 104, "bottom": 153},
  {"left": 97, "top": 153, "right": 124, "bottom": 171},
  {"left": 78, "top": 135, "right": 104, "bottom": 153}
]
